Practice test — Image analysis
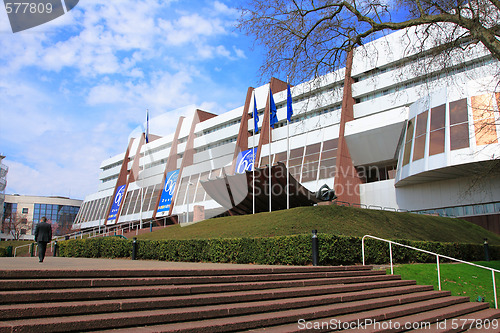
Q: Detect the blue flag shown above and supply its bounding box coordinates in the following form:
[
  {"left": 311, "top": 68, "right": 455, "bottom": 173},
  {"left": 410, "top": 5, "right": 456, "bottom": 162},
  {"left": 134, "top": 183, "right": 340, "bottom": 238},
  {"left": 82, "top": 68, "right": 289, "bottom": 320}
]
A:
[
  {"left": 253, "top": 94, "right": 259, "bottom": 134},
  {"left": 145, "top": 109, "right": 150, "bottom": 143},
  {"left": 287, "top": 83, "right": 293, "bottom": 122},
  {"left": 269, "top": 88, "right": 278, "bottom": 128}
]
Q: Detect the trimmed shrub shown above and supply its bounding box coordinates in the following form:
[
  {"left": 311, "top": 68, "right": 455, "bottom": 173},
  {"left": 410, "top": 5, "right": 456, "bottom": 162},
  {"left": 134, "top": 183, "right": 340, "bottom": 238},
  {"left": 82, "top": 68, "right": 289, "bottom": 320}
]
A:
[{"left": 56, "top": 234, "right": 500, "bottom": 266}]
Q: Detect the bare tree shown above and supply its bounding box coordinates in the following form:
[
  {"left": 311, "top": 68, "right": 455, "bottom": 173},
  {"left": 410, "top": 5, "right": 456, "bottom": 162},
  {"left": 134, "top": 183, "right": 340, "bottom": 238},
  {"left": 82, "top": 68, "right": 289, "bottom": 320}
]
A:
[
  {"left": 238, "top": 0, "right": 500, "bottom": 83},
  {"left": 3, "top": 212, "right": 32, "bottom": 240}
]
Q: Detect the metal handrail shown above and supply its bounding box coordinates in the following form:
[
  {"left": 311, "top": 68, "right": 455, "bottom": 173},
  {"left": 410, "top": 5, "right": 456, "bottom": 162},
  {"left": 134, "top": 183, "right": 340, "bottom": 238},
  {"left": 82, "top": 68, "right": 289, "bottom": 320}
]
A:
[
  {"left": 14, "top": 243, "right": 34, "bottom": 257},
  {"left": 362, "top": 234, "right": 500, "bottom": 309},
  {"left": 14, "top": 241, "right": 58, "bottom": 257}
]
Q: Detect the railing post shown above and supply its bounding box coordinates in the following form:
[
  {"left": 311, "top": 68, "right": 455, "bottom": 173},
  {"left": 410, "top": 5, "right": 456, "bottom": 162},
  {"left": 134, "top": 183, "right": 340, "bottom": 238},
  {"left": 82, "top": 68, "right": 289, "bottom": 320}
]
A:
[
  {"left": 389, "top": 242, "right": 393, "bottom": 275},
  {"left": 132, "top": 237, "right": 138, "bottom": 260},
  {"left": 493, "top": 270, "right": 498, "bottom": 309},
  {"left": 311, "top": 230, "right": 319, "bottom": 266},
  {"left": 437, "top": 255, "right": 441, "bottom": 291},
  {"left": 362, "top": 236, "right": 366, "bottom": 266}
]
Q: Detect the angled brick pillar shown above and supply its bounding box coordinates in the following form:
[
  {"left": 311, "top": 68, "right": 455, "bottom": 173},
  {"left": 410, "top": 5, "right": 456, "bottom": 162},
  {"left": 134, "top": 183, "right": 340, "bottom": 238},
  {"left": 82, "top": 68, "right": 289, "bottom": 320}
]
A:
[{"left": 334, "top": 50, "right": 362, "bottom": 204}]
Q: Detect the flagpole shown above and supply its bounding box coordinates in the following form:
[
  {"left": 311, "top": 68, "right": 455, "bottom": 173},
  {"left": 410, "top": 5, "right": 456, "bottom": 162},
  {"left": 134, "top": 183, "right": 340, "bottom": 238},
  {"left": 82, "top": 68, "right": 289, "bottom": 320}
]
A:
[
  {"left": 252, "top": 90, "right": 256, "bottom": 215},
  {"left": 268, "top": 88, "right": 272, "bottom": 213},
  {"left": 286, "top": 77, "right": 290, "bottom": 210}
]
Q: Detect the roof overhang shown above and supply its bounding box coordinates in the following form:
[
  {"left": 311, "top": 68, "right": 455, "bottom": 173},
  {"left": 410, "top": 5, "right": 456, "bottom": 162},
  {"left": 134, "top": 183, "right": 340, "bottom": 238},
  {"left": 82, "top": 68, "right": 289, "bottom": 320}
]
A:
[
  {"left": 201, "top": 162, "right": 321, "bottom": 215},
  {"left": 345, "top": 107, "right": 407, "bottom": 166}
]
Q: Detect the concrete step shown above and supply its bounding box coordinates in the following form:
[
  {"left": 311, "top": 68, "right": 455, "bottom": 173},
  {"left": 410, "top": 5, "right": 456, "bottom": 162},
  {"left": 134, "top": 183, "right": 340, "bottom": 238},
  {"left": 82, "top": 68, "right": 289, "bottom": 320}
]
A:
[
  {"left": 1, "top": 263, "right": 498, "bottom": 332},
  {"left": 0, "top": 268, "right": 385, "bottom": 290},
  {"left": 0, "top": 264, "right": 372, "bottom": 279},
  {"left": 340, "top": 301, "right": 490, "bottom": 332},
  {"left": 93, "top": 293, "right": 461, "bottom": 333},
  {"left": 0, "top": 290, "right": 453, "bottom": 333},
  {"left": 408, "top": 308, "right": 500, "bottom": 332},
  {"left": 0, "top": 274, "right": 402, "bottom": 305},
  {"left": 0, "top": 281, "right": 427, "bottom": 320}
]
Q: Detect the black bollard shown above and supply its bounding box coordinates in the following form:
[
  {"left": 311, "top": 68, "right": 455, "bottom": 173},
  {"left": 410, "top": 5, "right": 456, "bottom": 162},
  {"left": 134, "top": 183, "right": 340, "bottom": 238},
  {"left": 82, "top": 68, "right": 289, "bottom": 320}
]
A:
[
  {"left": 150, "top": 222, "right": 153, "bottom": 232},
  {"left": 53, "top": 241, "right": 58, "bottom": 257},
  {"left": 312, "top": 230, "right": 319, "bottom": 266},
  {"left": 132, "top": 237, "right": 138, "bottom": 260},
  {"left": 30, "top": 243, "right": 34, "bottom": 257},
  {"left": 484, "top": 238, "right": 490, "bottom": 262}
]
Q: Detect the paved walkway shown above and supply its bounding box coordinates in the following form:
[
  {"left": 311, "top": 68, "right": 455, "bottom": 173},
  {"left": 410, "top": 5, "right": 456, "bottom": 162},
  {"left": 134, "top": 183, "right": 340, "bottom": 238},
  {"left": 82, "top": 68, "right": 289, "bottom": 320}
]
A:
[{"left": 0, "top": 256, "right": 281, "bottom": 271}]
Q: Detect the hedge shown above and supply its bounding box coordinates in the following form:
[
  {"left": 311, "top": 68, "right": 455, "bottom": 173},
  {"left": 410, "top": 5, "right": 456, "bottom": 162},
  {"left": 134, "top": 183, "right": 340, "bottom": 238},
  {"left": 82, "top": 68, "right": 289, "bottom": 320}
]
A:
[{"left": 55, "top": 234, "right": 500, "bottom": 266}]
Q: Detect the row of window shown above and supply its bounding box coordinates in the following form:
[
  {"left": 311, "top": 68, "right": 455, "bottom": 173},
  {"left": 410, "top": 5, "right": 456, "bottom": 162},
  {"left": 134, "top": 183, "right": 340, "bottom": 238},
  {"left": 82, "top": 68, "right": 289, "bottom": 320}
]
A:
[
  {"left": 196, "top": 136, "right": 238, "bottom": 153},
  {"left": 101, "top": 160, "right": 123, "bottom": 171},
  {"left": 199, "top": 119, "right": 241, "bottom": 136},
  {"left": 403, "top": 93, "right": 499, "bottom": 166},
  {"left": 415, "top": 201, "right": 500, "bottom": 218},
  {"left": 357, "top": 57, "right": 494, "bottom": 104},
  {"left": 75, "top": 196, "right": 111, "bottom": 224},
  {"left": 120, "top": 184, "right": 161, "bottom": 217}
]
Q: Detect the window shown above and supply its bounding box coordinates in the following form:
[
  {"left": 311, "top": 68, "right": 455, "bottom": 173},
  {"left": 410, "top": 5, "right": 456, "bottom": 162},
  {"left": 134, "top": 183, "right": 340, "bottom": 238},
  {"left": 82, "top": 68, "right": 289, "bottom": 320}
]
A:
[
  {"left": 22, "top": 208, "right": 29, "bottom": 214},
  {"left": 403, "top": 118, "right": 415, "bottom": 165},
  {"left": 429, "top": 104, "right": 445, "bottom": 156},
  {"left": 449, "top": 99, "right": 470, "bottom": 150},
  {"left": 471, "top": 94, "right": 498, "bottom": 145},
  {"left": 288, "top": 147, "right": 304, "bottom": 180},
  {"left": 148, "top": 184, "right": 161, "bottom": 211},
  {"left": 302, "top": 143, "right": 322, "bottom": 182},
  {"left": 195, "top": 172, "right": 210, "bottom": 202},
  {"left": 318, "top": 139, "right": 338, "bottom": 180},
  {"left": 413, "top": 111, "right": 428, "bottom": 161}
]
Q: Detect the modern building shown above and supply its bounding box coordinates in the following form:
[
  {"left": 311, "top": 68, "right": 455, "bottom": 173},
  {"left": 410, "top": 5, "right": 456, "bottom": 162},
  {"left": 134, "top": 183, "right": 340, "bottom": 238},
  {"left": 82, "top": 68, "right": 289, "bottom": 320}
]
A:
[
  {"left": 1, "top": 194, "right": 82, "bottom": 241},
  {"left": 73, "top": 26, "right": 500, "bottom": 234}
]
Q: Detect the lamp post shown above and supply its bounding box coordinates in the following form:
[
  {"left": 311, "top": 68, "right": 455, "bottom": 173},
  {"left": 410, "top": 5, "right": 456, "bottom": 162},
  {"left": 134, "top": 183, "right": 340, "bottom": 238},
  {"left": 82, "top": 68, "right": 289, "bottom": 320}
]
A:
[{"left": 186, "top": 182, "right": 194, "bottom": 223}]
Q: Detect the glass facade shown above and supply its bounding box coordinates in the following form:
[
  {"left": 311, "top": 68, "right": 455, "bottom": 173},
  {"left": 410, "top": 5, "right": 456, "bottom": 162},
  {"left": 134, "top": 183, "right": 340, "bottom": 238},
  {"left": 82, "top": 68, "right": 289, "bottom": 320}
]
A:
[
  {"left": 413, "top": 111, "right": 428, "bottom": 161},
  {"left": 402, "top": 93, "right": 500, "bottom": 167},
  {"left": 429, "top": 104, "right": 446, "bottom": 156},
  {"left": 471, "top": 94, "right": 498, "bottom": 146},
  {"left": 449, "top": 98, "right": 470, "bottom": 150},
  {"left": 415, "top": 201, "right": 500, "bottom": 218},
  {"left": 33, "top": 203, "right": 80, "bottom": 236},
  {"left": 402, "top": 118, "right": 414, "bottom": 165}
]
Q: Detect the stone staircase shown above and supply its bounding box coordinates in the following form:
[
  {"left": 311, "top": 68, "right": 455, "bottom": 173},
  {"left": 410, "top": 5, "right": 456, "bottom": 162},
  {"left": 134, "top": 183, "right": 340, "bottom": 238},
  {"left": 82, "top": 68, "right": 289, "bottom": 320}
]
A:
[{"left": 0, "top": 265, "right": 498, "bottom": 332}]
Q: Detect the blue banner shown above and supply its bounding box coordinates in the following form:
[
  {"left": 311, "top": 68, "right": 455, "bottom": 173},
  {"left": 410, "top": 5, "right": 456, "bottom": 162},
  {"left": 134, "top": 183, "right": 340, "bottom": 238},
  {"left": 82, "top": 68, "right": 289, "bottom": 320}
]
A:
[
  {"left": 157, "top": 169, "right": 180, "bottom": 213},
  {"left": 107, "top": 184, "right": 126, "bottom": 221},
  {"left": 236, "top": 148, "right": 257, "bottom": 174}
]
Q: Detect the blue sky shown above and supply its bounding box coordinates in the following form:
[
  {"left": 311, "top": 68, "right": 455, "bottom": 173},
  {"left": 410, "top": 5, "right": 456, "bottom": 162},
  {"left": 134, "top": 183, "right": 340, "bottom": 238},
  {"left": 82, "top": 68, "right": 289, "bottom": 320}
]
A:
[{"left": 0, "top": 0, "right": 265, "bottom": 199}]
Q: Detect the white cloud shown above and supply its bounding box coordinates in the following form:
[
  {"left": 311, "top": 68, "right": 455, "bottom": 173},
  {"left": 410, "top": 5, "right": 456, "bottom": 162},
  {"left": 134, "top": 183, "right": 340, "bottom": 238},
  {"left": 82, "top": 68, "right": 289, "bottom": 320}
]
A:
[{"left": 0, "top": 0, "right": 258, "bottom": 200}]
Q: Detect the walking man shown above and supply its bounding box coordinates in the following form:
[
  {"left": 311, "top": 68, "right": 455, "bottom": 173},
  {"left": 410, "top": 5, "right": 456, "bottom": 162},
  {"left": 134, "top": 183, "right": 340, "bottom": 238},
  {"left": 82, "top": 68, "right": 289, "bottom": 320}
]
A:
[{"left": 34, "top": 217, "right": 52, "bottom": 263}]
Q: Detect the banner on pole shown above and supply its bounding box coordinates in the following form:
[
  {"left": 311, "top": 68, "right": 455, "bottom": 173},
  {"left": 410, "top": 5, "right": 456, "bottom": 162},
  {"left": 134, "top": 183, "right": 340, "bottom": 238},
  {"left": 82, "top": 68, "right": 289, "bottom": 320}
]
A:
[
  {"left": 107, "top": 184, "right": 126, "bottom": 222},
  {"left": 157, "top": 169, "right": 180, "bottom": 213},
  {"left": 236, "top": 148, "right": 258, "bottom": 174}
]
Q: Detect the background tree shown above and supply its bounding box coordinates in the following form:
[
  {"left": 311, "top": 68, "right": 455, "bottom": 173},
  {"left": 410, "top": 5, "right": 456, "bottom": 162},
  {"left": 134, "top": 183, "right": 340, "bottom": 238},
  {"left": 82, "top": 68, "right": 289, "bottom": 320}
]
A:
[
  {"left": 238, "top": 0, "right": 500, "bottom": 83},
  {"left": 4, "top": 212, "right": 32, "bottom": 240}
]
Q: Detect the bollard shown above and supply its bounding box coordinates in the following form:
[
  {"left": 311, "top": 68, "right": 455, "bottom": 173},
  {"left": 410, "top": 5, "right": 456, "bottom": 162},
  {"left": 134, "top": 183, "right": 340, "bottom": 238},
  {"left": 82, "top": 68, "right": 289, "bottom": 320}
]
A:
[
  {"left": 132, "top": 237, "right": 138, "bottom": 260},
  {"left": 30, "top": 243, "right": 34, "bottom": 257},
  {"left": 484, "top": 238, "right": 490, "bottom": 262},
  {"left": 312, "top": 230, "right": 319, "bottom": 266},
  {"left": 53, "top": 241, "right": 58, "bottom": 257},
  {"left": 150, "top": 222, "right": 153, "bottom": 232}
]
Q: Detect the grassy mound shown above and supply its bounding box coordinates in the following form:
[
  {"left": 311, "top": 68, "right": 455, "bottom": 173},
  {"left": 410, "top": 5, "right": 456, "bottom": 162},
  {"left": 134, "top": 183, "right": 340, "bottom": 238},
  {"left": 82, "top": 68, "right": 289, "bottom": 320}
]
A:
[{"left": 139, "top": 205, "right": 500, "bottom": 245}]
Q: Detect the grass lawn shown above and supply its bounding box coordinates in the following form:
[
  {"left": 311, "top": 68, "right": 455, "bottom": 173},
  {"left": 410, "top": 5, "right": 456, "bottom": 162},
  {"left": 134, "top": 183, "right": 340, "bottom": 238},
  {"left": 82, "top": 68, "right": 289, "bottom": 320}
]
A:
[
  {"left": 388, "top": 261, "right": 500, "bottom": 308},
  {"left": 139, "top": 205, "right": 500, "bottom": 245}
]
